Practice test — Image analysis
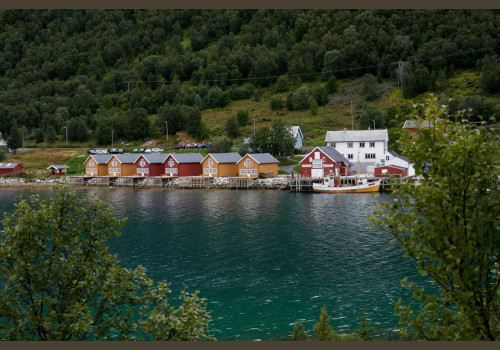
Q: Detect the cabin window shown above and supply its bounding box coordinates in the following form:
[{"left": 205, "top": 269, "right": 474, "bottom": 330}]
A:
[
  {"left": 312, "top": 159, "right": 322, "bottom": 168},
  {"left": 370, "top": 142, "right": 375, "bottom": 148},
  {"left": 89, "top": 160, "right": 95, "bottom": 167},
  {"left": 332, "top": 143, "right": 336, "bottom": 148},
  {"left": 204, "top": 168, "right": 209, "bottom": 174},
  {"left": 382, "top": 169, "right": 388, "bottom": 174},
  {"left": 386, "top": 155, "right": 390, "bottom": 160},
  {"left": 211, "top": 168, "right": 217, "bottom": 174},
  {"left": 359, "top": 142, "right": 365, "bottom": 148},
  {"left": 251, "top": 169, "right": 258, "bottom": 175},
  {"left": 240, "top": 169, "right": 246, "bottom": 175},
  {"left": 348, "top": 154, "right": 353, "bottom": 159},
  {"left": 347, "top": 142, "right": 353, "bottom": 148},
  {"left": 173, "top": 168, "right": 178, "bottom": 174},
  {"left": 365, "top": 153, "right": 376, "bottom": 159}
]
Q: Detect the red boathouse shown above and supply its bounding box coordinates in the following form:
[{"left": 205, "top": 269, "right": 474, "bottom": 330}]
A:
[
  {"left": 135, "top": 154, "right": 169, "bottom": 176},
  {"left": 300, "top": 146, "right": 353, "bottom": 179},
  {"left": 164, "top": 153, "right": 204, "bottom": 177}
]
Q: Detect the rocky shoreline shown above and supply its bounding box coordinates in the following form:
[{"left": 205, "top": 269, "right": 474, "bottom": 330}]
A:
[{"left": 0, "top": 176, "right": 293, "bottom": 190}]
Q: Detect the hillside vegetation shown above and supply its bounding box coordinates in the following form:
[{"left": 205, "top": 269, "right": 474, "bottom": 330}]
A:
[{"left": 0, "top": 9, "right": 499, "bottom": 152}]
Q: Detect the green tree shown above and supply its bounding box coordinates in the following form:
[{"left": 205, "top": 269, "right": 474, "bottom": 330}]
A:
[
  {"left": 0, "top": 187, "right": 213, "bottom": 341},
  {"left": 236, "top": 110, "right": 249, "bottom": 127},
  {"left": 226, "top": 116, "right": 240, "bottom": 139},
  {"left": 310, "top": 99, "right": 319, "bottom": 115},
  {"left": 67, "top": 117, "right": 89, "bottom": 142},
  {"left": 355, "top": 307, "right": 375, "bottom": 341},
  {"left": 291, "top": 321, "right": 308, "bottom": 341},
  {"left": 359, "top": 106, "right": 384, "bottom": 130},
  {"left": 8, "top": 122, "right": 22, "bottom": 153},
  {"left": 0, "top": 150, "right": 5, "bottom": 161},
  {"left": 326, "top": 76, "right": 338, "bottom": 94},
  {"left": 46, "top": 125, "right": 56, "bottom": 144},
  {"left": 371, "top": 98, "right": 500, "bottom": 340},
  {"left": 313, "top": 306, "right": 337, "bottom": 341},
  {"left": 208, "top": 135, "right": 232, "bottom": 153}
]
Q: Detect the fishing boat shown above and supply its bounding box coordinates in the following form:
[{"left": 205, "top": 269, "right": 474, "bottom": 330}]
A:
[{"left": 312, "top": 176, "right": 381, "bottom": 193}]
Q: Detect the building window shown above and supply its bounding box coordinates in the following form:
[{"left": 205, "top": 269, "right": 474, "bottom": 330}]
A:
[
  {"left": 312, "top": 159, "right": 322, "bottom": 168},
  {"left": 203, "top": 168, "right": 209, "bottom": 174},
  {"left": 365, "top": 153, "right": 376, "bottom": 159},
  {"left": 240, "top": 169, "right": 246, "bottom": 175},
  {"left": 251, "top": 169, "right": 258, "bottom": 175},
  {"left": 370, "top": 142, "right": 375, "bottom": 148},
  {"left": 347, "top": 142, "right": 353, "bottom": 148},
  {"left": 89, "top": 160, "right": 95, "bottom": 167},
  {"left": 173, "top": 168, "right": 178, "bottom": 174},
  {"left": 348, "top": 154, "right": 353, "bottom": 159},
  {"left": 332, "top": 143, "right": 336, "bottom": 148},
  {"left": 211, "top": 168, "right": 217, "bottom": 174},
  {"left": 386, "top": 155, "right": 390, "bottom": 161},
  {"left": 359, "top": 142, "right": 365, "bottom": 148}
]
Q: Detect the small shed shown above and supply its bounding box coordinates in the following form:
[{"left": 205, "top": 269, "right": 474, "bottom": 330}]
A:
[
  {"left": 48, "top": 165, "right": 69, "bottom": 176},
  {"left": 374, "top": 164, "right": 408, "bottom": 177},
  {"left": 0, "top": 163, "right": 23, "bottom": 175},
  {"left": 237, "top": 153, "right": 279, "bottom": 178}
]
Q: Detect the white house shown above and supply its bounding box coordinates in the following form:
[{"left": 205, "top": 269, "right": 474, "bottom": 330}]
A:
[
  {"left": 325, "top": 129, "right": 389, "bottom": 174},
  {"left": 289, "top": 126, "right": 304, "bottom": 150},
  {"left": 0, "top": 132, "right": 6, "bottom": 150},
  {"left": 385, "top": 152, "right": 415, "bottom": 176}
]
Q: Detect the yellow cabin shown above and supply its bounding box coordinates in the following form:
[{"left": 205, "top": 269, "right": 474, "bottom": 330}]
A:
[
  {"left": 107, "top": 154, "right": 140, "bottom": 176},
  {"left": 202, "top": 153, "right": 242, "bottom": 177},
  {"left": 84, "top": 155, "right": 111, "bottom": 176},
  {"left": 237, "top": 153, "right": 279, "bottom": 178}
]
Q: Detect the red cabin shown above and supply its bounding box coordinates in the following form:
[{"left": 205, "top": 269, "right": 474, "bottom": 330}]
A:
[
  {"left": 48, "top": 165, "right": 69, "bottom": 176},
  {"left": 300, "top": 146, "right": 353, "bottom": 179},
  {"left": 164, "top": 153, "right": 204, "bottom": 177},
  {"left": 0, "top": 163, "right": 23, "bottom": 175},
  {"left": 135, "top": 154, "right": 169, "bottom": 176},
  {"left": 374, "top": 165, "right": 408, "bottom": 177}
]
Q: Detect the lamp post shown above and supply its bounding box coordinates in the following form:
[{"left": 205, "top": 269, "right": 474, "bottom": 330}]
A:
[
  {"left": 253, "top": 119, "right": 256, "bottom": 136},
  {"left": 164, "top": 121, "right": 168, "bottom": 144},
  {"left": 351, "top": 101, "right": 354, "bottom": 130},
  {"left": 63, "top": 126, "right": 68, "bottom": 144},
  {"left": 371, "top": 120, "right": 376, "bottom": 130},
  {"left": 111, "top": 129, "right": 114, "bottom": 146}
]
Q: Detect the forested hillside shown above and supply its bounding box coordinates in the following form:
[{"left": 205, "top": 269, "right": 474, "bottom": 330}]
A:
[{"left": 1, "top": 9, "right": 499, "bottom": 148}]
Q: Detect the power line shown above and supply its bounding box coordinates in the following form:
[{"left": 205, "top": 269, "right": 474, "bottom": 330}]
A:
[{"left": 124, "top": 44, "right": 500, "bottom": 88}]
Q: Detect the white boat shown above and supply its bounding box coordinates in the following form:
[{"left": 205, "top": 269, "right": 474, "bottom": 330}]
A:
[{"left": 313, "top": 176, "right": 381, "bottom": 193}]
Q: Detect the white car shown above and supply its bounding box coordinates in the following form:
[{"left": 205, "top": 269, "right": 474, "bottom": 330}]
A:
[
  {"left": 151, "top": 148, "right": 163, "bottom": 153},
  {"left": 144, "top": 149, "right": 152, "bottom": 153}
]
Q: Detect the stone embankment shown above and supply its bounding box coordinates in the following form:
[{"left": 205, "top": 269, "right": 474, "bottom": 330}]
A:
[
  {"left": 0, "top": 176, "right": 70, "bottom": 187},
  {"left": 1, "top": 176, "right": 292, "bottom": 190}
]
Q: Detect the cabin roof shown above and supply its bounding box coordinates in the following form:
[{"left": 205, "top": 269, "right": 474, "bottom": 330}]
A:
[
  {"left": 325, "top": 129, "right": 388, "bottom": 143},
  {"left": 84, "top": 155, "right": 112, "bottom": 165},
  {"left": 47, "top": 165, "right": 69, "bottom": 170},
  {"left": 143, "top": 153, "right": 169, "bottom": 164},
  {"left": 0, "top": 162, "right": 21, "bottom": 169},
  {"left": 113, "top": 154, "right": 141, "bottom": 164},
  {"left": 205, "top": 153, "right": 242, "bottom": 164},
  {"left": 238, "top": 153, "right": 279, "bottom": 165},
  {"left": 170, "top": 153, "right": 204, "bottom": 164}
]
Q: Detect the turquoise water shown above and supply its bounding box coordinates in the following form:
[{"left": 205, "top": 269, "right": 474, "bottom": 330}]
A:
[{"left": 0, "top": 188, "right": 430, "bottom": 340}]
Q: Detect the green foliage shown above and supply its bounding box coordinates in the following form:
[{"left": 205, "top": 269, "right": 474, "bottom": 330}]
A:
[
  {"left": 371, "top": 98, "right": 500, "bottom": 340},
  {"left": 270, "top": 96, "right": 284, "bottom": 111},
  {"left": 291, "top": 321, "right": 308, "bottom": 341},
  {"left": 480, "top": 55, "right": 500, "bottom": 94},
  {"left": 0, "top": 187, "right": 213, "bottom": 341},
  {"left": 326, "top": 76, "right": 338, "bottom": 94},
  {"left": 250, "top": 119, "right": 295, "bottom": 157},
  {"left": 359, "top": 105, "right": 384, "bottom": 130},
  {"left": 8, "top": 122, "right": 22, "bottom": 152},
  {"left": 355, "top": 307, "right": 375, "bottom": 341},
  {"left": 205, "top": 86, "right": 230, "bottom": 109},
  {"left": 226, "top": 116, "right": 240, "bottom": 139},
  {"left": 46, "top": 125, "right": 56, "bottom": 144},
  {"left": 313, "top": 306, "right": 337, "bottom": 341},
  {"left": 208, "top": 135, "right": 232, "bottom": 153},
  {"left": 310, "top": 100, "right": 319, "bottom": 115},
  {"left": 67, "top": 117, "right": 89, "bottom": 142},
  {"left": 359, "top": 73, "right": 380, "bottom": 101},
  {"left": 0, "top": 150, "right": 5, "bottom": 161},
  {"left": 273, "top": 76, "right": 289, "bottom": 93},
  {"left": 236, "top": 110, "right": 249, "bottom": 126}
]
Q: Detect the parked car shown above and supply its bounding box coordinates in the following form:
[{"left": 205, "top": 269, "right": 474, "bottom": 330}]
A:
[
  {"left": 205, "top": 142, "right": 213, "bottom": 149},
  {"left": 145, "top": 148, "right": 152, "bottom": 153},
  {"left": 133, "top": 148, "right": 139, "bottom": 153},
  {"left": 116, "top": 149, "right": 124, "bottom": 154},
  {"left": 174, "top": 143, "right": 186, "bottom": 150},
  {"left": 138, "top": 148, "right": 145, "bottom": 153},
  {"left": 151, "top": 148, "right": 163, "bottom": 153},
  {"left": 87, "top": 149, "right": 96, "bottom": 154},
  {"left": 110, "top": 149, "right": 118, "bottom": 154}
]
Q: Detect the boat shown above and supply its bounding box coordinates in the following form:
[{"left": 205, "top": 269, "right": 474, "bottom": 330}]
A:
[{"left": 312, "top": 175, "right": 381, "bottom": 193}]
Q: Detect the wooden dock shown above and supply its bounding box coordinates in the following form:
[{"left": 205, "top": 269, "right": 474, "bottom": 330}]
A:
[
  {"left": 289, "top": 178, "right": 314, "bottom": 192},
  {"left": 228, "top": 177, "right": 253, "bottom": 189}
]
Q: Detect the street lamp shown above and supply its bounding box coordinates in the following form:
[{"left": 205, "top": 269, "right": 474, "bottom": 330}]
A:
[
  {"left": 111, "top": 129, "right": 114, "bottom": 146},
  {"left": 371, "top": 120, "right": 376, "bottom": 130},
  {"left": 351, "top": 101, "right": 354, "bottom": 130},
  {"left": 63, "top": 126, "right": 68, "bottom": 144},
  {"left": 164, "top": 121, "right": 168, "bottom": 144}
]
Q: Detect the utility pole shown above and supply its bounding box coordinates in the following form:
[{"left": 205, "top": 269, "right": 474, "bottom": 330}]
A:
[
  {"left": 111, "top": 129, "right": 114, "bottom": 146},
  {"left": 63, "top": 126, "right": 68, "bottom": 144},
  {"left": 22, "top": 132, "right": 24, "bottom": 148},
  {"left": 253, "top": 119, "right": 256, "bottom": 136},
  {"left": 164, "top": 121, "right": 168, "bottom": 144},
  {"left": 372, "top": 120, "right": 376, "bottom": 130}
]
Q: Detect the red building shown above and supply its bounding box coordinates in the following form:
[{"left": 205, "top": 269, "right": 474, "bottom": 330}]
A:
[
  {"left": 47, "top": 165, "right": 69, "bottom": 175},
  {"left": 164, "top": 153, "right": 204, "bottom": 177},
  {"left": 135, "top": 154, "right": 169, "bottom": 176},
  {"left": 374, "top": 165, "right": 408, "bottom": 177},
  {"left": 0, "top": 163, "right": 23, "bottom": 175},
  {"left": 300, "top": 146, "right": 353, "bottom": 179}
]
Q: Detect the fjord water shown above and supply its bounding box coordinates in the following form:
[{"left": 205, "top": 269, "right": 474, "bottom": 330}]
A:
[{"left": 0, "top": 188, "right": 429, "bottom": 340}]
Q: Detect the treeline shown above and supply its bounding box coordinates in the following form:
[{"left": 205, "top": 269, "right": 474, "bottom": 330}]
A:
[{"left": 0, "top": 9, "right": 499, "bottom": 145}]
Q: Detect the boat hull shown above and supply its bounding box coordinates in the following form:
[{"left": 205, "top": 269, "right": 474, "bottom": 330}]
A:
[{"left": 313, "top": 180, "right": 381, "bottom": 193}]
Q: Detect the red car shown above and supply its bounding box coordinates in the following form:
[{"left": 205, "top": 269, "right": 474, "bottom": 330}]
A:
[{"left": 174, "top": 143, "right": 186, "bottom": 150}]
